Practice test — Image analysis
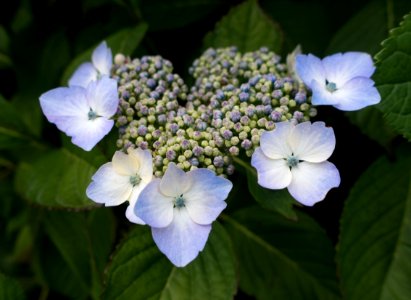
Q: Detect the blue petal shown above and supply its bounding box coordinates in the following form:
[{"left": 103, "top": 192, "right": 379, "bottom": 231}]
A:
[
  {"left": 160, "top": 163, "right": 189, "bottom": 197},
  {"left": 295, "top": 54, "right": 325, "bottom": 89},
  {"left": 70, "top": 117, "right": 114, "bottom": 151},
  {"left": 86, "top": 76, "right": 118, "bottom": 118},
  {"left": 183, "top": 168, "right": 232, "bottom": 225},
  {"left": 152, "top": 208, "right": 211, "bottom": 267},
  {"left": 310, "top": 80, "right": 340, "bottom": 106},
  {"left": 92, "top": 41, "right": 112, "bottom": 76},
  {"left": 260, "top": 121, "right": 292, "bottom": 159},
  {"left": 68, "top": 62, "right": 98, "bottom": 88}
]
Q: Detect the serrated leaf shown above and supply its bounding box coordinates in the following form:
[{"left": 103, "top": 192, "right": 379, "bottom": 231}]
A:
[
  {"left": 338, "top": 151, "right": 411, "bottom": 300},
  {"left": 222, "top": 207, "right": 340, "bottom": 300},
  {"left": 0, "top": 273, "right": 25, "bottom": 300},
  {"left": 15, "top": 148, "right": 101, "bottom": 208},
  {"left": 61, "top": 23, "right": 148, "bottom": 85},
  {"left": 374, "top": 13, "right": 411, "bottom": 140},
  {"left": 43, "top": 209, "right": 115, "bottom": 299},
  {"left": 103, "top": 223, "right": 236, "bottom": 300},
  {"left": 204, "top": 0, "right": 283, "bottom": 53}
]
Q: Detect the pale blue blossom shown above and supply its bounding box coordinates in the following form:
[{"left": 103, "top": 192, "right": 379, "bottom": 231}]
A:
[
  {"left": 86, "top": 148, "right": 153, "bottom": 224},
  {"left": 69, "top": 41, "right": 113, "bottom": 88},
  {"left": 251, "top": 121, "right": 340, "bottom": 206},
  {"left": 295, "top": 52, "right": 380, "bottom": 111},
  {"left": 39, "top": 76, "right": 118, "bottom": 151},
  {"left": 135, "top": 163, "right": 232, "bottom": 267}
]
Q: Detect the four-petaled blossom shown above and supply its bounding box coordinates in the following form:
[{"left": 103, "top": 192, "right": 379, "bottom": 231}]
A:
[
  {"left": 69, "top": 41, "right": 113, "bottom": 88},
  {"left": 251, "top": 121, "right": 340, "bottom": 206},
  {"left": 39, "top": 76, "right": 119, "bottom": 151},
  {"left": 135, "top": 163, "right": 232, "bottom": 267},
  {"left": 295, "top": 52, "right": 380, "bottom": 111},
  {"left": 86, "top": 148, "right": 153, "bottom": 224}
]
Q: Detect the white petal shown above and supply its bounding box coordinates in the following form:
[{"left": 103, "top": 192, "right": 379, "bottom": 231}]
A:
[
  {"left": 128, "top": 148, "right": 153, "bottom": 182},
  {"left": 289, "top": 121, "right": 336, "bottom": 163},
  {"left": 86, "top": 76, "right": 118, "bottom": 118},
  {"left": 260, "top": 121, "right": 293, "bottom": 159},
  {"left": 92, "top": 41, "right": 112, "bottom": 76},
  {"left": 125, "top": 184, "right": 148, "bottom": 225},
  {"left": 322, "top": 52, "right": 375, "bottom": 86},
  {"left": 332, "top": 77, "right": 381, "bottom": 111},
  {"left": 68, "top": 62, "right": 98, "bottom": 88},
  {"left": 86, "top": 163, "right": 132, "bottom": 206},
  {"left": 295, "top": 54, "right": 326, "bottom": 89},
  {"left": 112, "top": 151, "right": 140, "bottom": 176},
  {"left": 251, "top": 148, "right": 292, "bottom": 190},
  {"left": 160, "top": 163, "right": 190, "bottom": 197},
  {"left": 69, "top": 117, "right": 114, "bottom": 151},
  {"left": 288, "top": 161, "right": 340, "bottom": 206},
  {"left": 183, "top": 169, "right": 232, "bottom": 225},
  {"left": 152, "top": 209, "right": 211, "bottom": 267},
  {"left": 310, "top": 80, "right": 339, "bottom": 106},
  {"left": 135, "top": 179, "right": 174, "bottom": 228}
]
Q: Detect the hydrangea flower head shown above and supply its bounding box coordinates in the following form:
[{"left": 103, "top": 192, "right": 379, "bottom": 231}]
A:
[
  {"left": 135, "top": 163, "right": 233, "bottom": 267},
  {"left": 295, "top": 52, "right": 380, "bottom": 111},
  {"left": 251, "top": 121, "right": 340, "bottom": 206},
  {"left": 69, "top": 41, "right": 113, "bottom": 88},
  {"left": 39, "top": 76, "right": 119, "bottom": 151},
  {"left": 86, "top": 148, "right": 153, "bottom": 224}
]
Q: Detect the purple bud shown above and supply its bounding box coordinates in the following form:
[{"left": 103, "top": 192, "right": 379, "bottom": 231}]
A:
[
  {"left": 226, "top": 164, "right": 235, "bottom": 175},
  {"left": 274, "top": 79, "right": 284, "bottom": 89},
  {"left": 196, "top": 121, "right": 207, "bottom": 131},
  {"left": 295, "top": 92, "right": 307, "bottom": 103},
  {"left": 272, "top": 90, "right": 283, "bottom": 99},
  {"left": 270, "top": 111, "right": 282, "bottom": 121},
  {"left": 222, "top": 130, "right": 233, "bottom": 140},
  {"left": 137, "top": 125, "right": 147, "bottom": 135},
  {"left": 213, "top": 156, "right": 225, "bottom": 167},
  {"left": 147, "top": 79, "right": 156, "bottom": 89},
  {"left": 230, "top": 111, "right": 241, "bottom": 122},
  {"left": 239, "top": 92, "right": 249, "bottom": 102},
  {"left": 170, "top": 123, "right": 179, "bottom": 133},
  {"left": 241, "top": 139, "right": 252, "bottom": 150},
  {"left": 157, "top": 114, "right": 167, "bottom": 124},
  {"left": 139, "top": 141, "right": 148, "bottom": 150},
  {"left": 150, "top": 91, "right": 160, "bottom": 99},
  {"left": 181, "top": 140, "right": 190, "bottom": 149},
  {"left": 240, "top": 83, "right": 250, "bottom": 92},
  {"left": 229, "top": 146, "right": 239, "bottom": 156},
  {"left": 189, "top": 157, "right": 199, "bottom": 166},
  {"left": 166, "top": 150, "right": 176, "bottom": 160},
  {"left": 265, "top": 74, "right": 277, "bottom": 83},
  {"left": 249, "top": 75, "right": 261, "bottom": 86},
  {"left": 193, "top": 145, "right": 204, "bottom": 157}
]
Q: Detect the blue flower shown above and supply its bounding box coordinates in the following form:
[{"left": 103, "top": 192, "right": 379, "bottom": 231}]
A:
[
  {"left": 251, "top": 121, "right": 340, "bottom": 206},
  {"left": 135, "top": 163, "right": 232, "bottom": 267},
  {"left": 295, "top": 52, "right": 380, "bottom": 111},
  {"left": 68, "top": 41, "right": 113, "bottom": 88},
  {"left": 39, "top": 76, "right": 118, "bottom": 151}
]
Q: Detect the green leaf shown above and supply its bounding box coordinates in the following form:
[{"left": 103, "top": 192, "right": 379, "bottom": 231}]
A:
[
  {"left": 338, "top": 151, "right": 411, "bottom": 300},
  {"left": 61, "top": 23, "right": 148, "bottom": 85},
  {"left": 222, "top": 207, "right": 340, "bottom": 300},
  {"left": 43, "top": 209, "right": 115, "bottom": 299},
  {"left": 103, "top": 223, "right": 236, "bottom": 300},
  {"left": 204, "top": 0, "right": 283, "bottom": 53},
  {"left": 0, "top": 273, "right": 25, "bottom": 300},
  {"left": 15, "top": 148, "right": 100, "bottom": 208},
  {"left": 233, "top": 156, "right": 297, "bottom": 220},
  {"left": 374, "top": 13, "right": 411, "bottom": 140}
]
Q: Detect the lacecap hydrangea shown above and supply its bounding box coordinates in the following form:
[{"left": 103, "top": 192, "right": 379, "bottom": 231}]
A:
[{"left": 39, "top": 41, "right": 380, "bottom": 267}]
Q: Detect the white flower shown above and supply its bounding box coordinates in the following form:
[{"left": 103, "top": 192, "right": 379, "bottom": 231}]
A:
[
  {"left": 295, "top": 52, "right": 380, "bottom": 111},
  {"left": 39, "top": 76, "right": 118, "bottom": 151},
  {"left": 68, "top": 41, "right": 112, "bottom": 88},
  {"left": 135, "top": 163, "right": 232, "bottom": 267},
  {"left": 251, "top": 121, "right": 340, "bottom": 206},
  {"left": 86, "top": 148, "right": 153, "bottom": 224}
]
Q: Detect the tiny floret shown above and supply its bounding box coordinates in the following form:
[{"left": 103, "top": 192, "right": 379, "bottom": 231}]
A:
[
  {"left": 295, "top": 52, "right": 380, "bottom": 111},
  {"left": 135, "top": 163, "right": 233, "bottom": 267},
  {"left": 251, "top": 121, "right": 340, "bottom": 206},
  {"left": 86, "top": 148, "right": 153, "bottom": 224}
]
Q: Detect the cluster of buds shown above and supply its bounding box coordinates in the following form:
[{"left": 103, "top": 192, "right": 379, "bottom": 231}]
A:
[{"left": 113, "top": 47, "right": 316, "bottom": 177}]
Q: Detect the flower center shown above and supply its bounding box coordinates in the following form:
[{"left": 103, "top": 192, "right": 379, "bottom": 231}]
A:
[
  {"left": 88, "top": 109, "right": 99, "bottom": 120},
  {"left": 286, "top": 155, "right": 299, "bottom": 168},
  {"left": 174, "top": 194, "right": 186, "bottom": 208},
  {"left": 129, "top": 175, "right": 141, "bottom": 186},
  {"left": 325, "top": 80, "right": 337, "bottom": 93}
]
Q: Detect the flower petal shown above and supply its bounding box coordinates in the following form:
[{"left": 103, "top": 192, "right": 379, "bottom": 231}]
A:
[
  {"left": 135, "top": 179, "right": 174, "bottom": 228},
  {"left": 322, "top": 52, "right": 375, "bottom": 86},
  {"left": 125, "top": 183, "right": 148, "bottom": 225},
  {"left": 86, "top": 76, "right": 118, "bottom": 118},
  {"left": 69, "top": 117, "right": 114, "bottom": 151},
  {"left": 184, "top": 168, "right": 232, "bottom": 225},
  {"left": 86, "top": 163, "right": 132, "bottom": 206},
  {"left": 112, "top": 151, "right": 140, "bottom": 176},
  {"left": 289, "top": 121, "right": 336, "bottom": 163},
  {"left": 310, "top": 79, "right": 339, "bottom": 106},
  {"left": 160, "top": 163, "right": 190, "bottom": 197},
  {"left": 68, "top": 62, "right": 98, "bottom": 88},
  {"left": 288, "top": 161, "right": 340, "bottom": 206},
  {"left": 92, "top": 41, "right": 112, "bottom": 76},
  {"left": 128, "top": 148, "right": 153, "bottom": 182},
  {"left": 260, "top": 121, "right": 293, "bottom": 159},
  {"left": 152, "top": 209, "right": 211, "bottom": 267},
  {"left": 332, "top": 77, "right": 381, "bottom": 111},
  {"left": 295, "top": 54, "right": 326, "bottom": 89},
  {"left": 251, "top": 148, "right": 292, "bottom": 189}
]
